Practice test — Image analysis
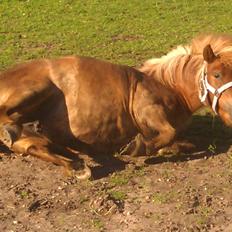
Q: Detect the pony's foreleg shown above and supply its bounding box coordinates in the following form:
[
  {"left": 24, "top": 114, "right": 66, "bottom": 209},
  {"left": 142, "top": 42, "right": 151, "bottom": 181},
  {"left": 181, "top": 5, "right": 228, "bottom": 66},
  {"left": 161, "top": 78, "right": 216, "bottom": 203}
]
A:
[
  {"left": 120, "top": 133, "right": 146, "bottom": 156},
  {"left": 139, "top": 107, "right": 176, "bottom": 155},
  {"left": 157, "top": 140, "right": 196, "bottom": 155},
  {"left": 144, "top": 125, "right": 176, "bottom": 155},
  {"left": 11, "top": 134, "right": 91, "bottom": 180}
]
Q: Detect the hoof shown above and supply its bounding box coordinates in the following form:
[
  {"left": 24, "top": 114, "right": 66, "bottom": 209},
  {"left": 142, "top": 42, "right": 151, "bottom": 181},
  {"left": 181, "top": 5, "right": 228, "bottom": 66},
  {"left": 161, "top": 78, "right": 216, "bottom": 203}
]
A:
[
  {"left": 158, "top": 147, "right": 178, "bottom": 155},
  {"left": 74, "top": 164, "right": 92, "bottom": 180},
  {"left": 0, "top": 128, "right": 13, "bottom": 147},
  {"left": 0, "top": 124, "right": 22, "bottom": 147},
  {"left": 145, "top": 145, "right": 155, "bottom": 156},
  {"left": 66, "top": 161, "right": 92, "bottom": 180},
  {"left": 158, "top": 142, "right": 196, "bottom": 155}
]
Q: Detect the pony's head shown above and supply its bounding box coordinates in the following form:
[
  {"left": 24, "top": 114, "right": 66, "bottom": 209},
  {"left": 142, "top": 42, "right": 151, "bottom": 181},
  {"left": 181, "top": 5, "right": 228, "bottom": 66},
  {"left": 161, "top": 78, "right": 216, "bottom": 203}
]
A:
[{"left": 201, "top": 44, "right": 232, "bottom": 126}]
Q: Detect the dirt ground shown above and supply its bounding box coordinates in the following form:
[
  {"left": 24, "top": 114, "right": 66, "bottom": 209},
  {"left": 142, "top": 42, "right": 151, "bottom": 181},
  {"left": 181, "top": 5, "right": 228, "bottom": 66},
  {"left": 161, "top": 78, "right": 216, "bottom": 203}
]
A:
[{"left": 0, "top": 114, "right": 232, "bottom": 232}]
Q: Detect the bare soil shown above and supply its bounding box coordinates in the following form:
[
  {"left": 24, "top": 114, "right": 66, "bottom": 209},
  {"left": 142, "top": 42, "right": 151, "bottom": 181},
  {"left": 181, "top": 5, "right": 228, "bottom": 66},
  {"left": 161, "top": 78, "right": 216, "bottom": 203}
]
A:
[{"left": 1, "top": 114, "right": 232, "bottom": 232}]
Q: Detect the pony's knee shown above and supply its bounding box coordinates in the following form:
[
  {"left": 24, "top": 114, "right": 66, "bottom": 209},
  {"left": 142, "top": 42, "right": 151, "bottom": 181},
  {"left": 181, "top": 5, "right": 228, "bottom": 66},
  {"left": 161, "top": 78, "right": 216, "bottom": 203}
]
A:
[{"left": 144, "top": 126, "right": 176, "bottom": 155}]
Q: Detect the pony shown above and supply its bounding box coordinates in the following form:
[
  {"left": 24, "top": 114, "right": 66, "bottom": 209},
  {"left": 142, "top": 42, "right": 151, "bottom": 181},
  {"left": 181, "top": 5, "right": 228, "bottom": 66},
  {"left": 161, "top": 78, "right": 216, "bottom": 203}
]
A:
[
  {"left": 136, "top": 34, "right": 232, "bottom": 154},
  {"left": 0, "top": 56, "right": 175, "bottom": 179},
  {"left": 1, "top": 34, "right": 232, "bottom": 179}
]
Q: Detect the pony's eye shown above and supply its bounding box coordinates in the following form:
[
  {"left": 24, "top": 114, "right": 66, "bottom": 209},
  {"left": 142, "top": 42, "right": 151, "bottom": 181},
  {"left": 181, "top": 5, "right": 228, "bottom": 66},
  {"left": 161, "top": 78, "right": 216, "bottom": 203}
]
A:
[{"left": 213, "top": 72, "right": 222, "bottom": 79}]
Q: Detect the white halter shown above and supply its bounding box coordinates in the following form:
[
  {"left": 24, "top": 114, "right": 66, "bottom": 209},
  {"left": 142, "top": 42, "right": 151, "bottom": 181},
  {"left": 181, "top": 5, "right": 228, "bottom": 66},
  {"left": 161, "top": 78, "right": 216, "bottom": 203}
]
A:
[{"left": 199, "top": 62, "right": 232, "bottom": 114}]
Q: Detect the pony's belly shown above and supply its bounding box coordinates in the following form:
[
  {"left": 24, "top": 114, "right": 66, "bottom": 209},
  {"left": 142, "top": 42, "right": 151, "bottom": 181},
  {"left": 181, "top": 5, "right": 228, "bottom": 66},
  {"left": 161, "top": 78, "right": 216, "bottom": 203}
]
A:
[
  {"left": 71, "top": 119, "right": 132, "bottom": 145},
  {"left": 41, "top": 97, "right": 137, "bottom": 152},
  {"left": 68, "top": 110, "right": 137, "bottom": 151}
]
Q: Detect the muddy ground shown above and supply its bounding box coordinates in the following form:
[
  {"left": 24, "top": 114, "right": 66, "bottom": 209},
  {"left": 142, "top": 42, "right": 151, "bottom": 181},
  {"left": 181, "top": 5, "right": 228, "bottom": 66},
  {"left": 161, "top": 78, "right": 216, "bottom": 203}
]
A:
[{"left": 0, "top": 114, "right": 232, "bottom": 232}]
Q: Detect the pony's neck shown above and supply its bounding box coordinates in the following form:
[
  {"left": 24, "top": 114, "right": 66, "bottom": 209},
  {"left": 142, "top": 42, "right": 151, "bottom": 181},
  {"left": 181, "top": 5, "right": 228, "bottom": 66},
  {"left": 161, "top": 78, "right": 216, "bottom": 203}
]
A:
[
  {"left": 171, "top": 55, "right": 204, "bottom": 113},
  {"left": 140, "top": 54, "right": 204, "bottom": 114}
]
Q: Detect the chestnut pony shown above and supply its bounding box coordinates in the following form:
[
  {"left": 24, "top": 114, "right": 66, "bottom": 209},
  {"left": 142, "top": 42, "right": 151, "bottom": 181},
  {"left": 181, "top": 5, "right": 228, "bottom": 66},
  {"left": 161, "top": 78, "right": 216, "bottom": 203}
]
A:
[
  {"left": 139, "top": 34, "right": 232, "bottom": 130},
  {"left": 1, "top": 34, "right": 232, "bottom": 179},
  {"left": 136, "top": 34, "right": 232, "bottom": 155}
]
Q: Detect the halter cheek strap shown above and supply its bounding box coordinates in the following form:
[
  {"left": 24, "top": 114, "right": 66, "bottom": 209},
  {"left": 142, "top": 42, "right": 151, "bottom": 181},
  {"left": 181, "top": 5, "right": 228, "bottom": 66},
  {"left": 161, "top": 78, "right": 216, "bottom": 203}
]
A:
[{"left": 199, "top": 63, "right": 232, "bottom": 114}]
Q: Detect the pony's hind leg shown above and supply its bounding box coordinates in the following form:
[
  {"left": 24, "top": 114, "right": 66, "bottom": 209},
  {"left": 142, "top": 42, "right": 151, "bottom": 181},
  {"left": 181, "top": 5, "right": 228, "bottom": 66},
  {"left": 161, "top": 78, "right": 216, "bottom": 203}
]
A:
[
  {"left": 0, "top": 77, "right": 54, "bottom": 147},
  {"left": 0, "top": 123, "right": 22, "bottom": 147},
  {"left": 11, "top": 134, "right": 91, "bottom": 180}
]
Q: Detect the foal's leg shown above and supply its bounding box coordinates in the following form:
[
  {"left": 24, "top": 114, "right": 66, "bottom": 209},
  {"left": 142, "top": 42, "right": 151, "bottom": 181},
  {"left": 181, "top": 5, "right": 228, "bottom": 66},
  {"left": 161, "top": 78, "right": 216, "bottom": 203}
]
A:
[
  {"left": 139, "top": 106, "right": 176, "bottom": 155},
  {"left": 0, "top": 80, "right": 52, "bottom": 146},
  {"left": 120, "top": 134, "right": 146, "bottom": 156},
  {"left": 0, "top": 123, "right": 22, "bottom": 147},
  {"left": 0, "top": 81, "right": 90, "bottom": 178},
  {"left": 0, "top": 115, "right": 91, "bottom": 179},
  {"left": 143, "top": 124, "right": 176, "bottom": 155},
  {"left": 0, "top": 105, "right": 91, "bottom": 179},
  {"left": 0, "top": 106, "right": 23, "bottom": 147},
  {"left": 11, "top": 134, "right": 91, "bottom": 180},
  {"left": 157, "top": 140, "right": 196, "bottom": 155}
]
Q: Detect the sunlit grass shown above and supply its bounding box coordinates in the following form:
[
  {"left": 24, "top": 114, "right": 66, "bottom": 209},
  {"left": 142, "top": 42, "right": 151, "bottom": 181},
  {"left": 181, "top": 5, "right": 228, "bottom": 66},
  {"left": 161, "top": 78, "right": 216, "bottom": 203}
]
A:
[{"left": 0, "top": 0, "right": 232, "bottom": 68}]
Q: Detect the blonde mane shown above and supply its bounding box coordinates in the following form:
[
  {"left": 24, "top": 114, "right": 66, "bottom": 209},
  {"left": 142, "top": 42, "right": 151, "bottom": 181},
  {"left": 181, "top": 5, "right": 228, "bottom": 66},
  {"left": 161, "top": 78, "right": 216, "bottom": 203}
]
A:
[
  {"left": 191, "top": 33, "right": 232, "bottom": 55},
  {"left": 140, "top": 33, "right": 232, "bottom": 86},
  {"left": 139, "top": 45, "right": 192, "bottom": 86}
]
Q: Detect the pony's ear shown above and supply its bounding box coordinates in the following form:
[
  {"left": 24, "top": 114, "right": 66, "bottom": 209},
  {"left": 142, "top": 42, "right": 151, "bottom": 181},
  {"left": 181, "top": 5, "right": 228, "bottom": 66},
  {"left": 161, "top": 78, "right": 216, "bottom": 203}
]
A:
[{"left": 203, "top": 44, "right": 217, "bottom": 63}]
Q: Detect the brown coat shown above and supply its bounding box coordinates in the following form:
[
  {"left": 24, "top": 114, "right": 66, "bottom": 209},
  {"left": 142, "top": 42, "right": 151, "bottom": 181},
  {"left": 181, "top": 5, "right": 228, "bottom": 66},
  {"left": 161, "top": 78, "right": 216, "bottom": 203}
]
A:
[{"left": 0, "top": 56, "right": 184, "bottom": 179}]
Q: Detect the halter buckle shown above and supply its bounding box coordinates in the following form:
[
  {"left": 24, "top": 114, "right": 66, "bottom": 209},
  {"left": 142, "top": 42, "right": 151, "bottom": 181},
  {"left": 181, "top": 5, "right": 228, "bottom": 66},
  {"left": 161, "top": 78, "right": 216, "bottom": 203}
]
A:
[{"left": 214, "top": 89, "right": 220, "bottom": 98}]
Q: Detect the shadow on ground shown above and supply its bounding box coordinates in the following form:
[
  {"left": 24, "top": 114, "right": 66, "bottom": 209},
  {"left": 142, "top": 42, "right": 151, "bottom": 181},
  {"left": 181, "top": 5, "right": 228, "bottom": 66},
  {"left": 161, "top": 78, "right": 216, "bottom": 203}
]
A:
[
  {"left": 145, "top": 114, "right": 232, "bottom": 165},
  {"left": 1, "top": 114, "right": 232, "bottom": 180},
  {"left": 92, "top": 114, "right": 232, "bottom": 179}
]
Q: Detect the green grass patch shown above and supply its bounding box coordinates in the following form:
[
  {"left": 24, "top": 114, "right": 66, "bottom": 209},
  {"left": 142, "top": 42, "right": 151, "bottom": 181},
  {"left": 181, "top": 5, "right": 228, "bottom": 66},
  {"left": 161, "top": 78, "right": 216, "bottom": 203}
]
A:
[
  {"left": 196, "top": 206, "right": 212, "bottom": 226},
  {"left": 152, "top": 192, "right": 169, "bottom": 204},
  {"left": 79, "top": 195, "right": 89, "bottom": 204},
  {"left": 152, "top": 190, "right": 178, "bottom": 204},
  {"left": 19, "top": 190, "right": 29, "bottom": 199},
  {"left": 134, "top": 166, "right": 146, "bottom": 177},
  {"left": 109, "top": 190, "right": 127, "bottom": 201},
  {"left": 92, "top": 218, "right": 104, "bottom": 230},
  {"left": 0, "top": 0, "right": 232, "bottom": 68},
  {"left": 109, "top": 171, "right": 132, "bottom": 186}
]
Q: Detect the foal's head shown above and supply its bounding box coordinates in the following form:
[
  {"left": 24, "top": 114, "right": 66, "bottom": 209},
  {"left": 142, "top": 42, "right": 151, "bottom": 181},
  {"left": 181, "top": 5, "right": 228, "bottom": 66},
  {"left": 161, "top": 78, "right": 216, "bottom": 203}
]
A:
[{"left": 202, "top": 44, "right": 232, "bottom": 126}]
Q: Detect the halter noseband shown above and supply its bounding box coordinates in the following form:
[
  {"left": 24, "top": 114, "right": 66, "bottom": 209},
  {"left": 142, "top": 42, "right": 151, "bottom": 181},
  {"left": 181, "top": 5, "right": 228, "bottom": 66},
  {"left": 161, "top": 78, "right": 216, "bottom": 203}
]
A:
[{"left": 199, "top": 62, "right": 232, "bottom": 114}]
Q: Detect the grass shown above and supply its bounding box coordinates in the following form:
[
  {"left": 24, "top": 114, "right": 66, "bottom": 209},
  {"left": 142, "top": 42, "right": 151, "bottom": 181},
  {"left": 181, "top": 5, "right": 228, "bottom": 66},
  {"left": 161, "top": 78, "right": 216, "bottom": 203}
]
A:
[
  {"left": 152, "top": 192, "right": 169, "bottom": 204},
  {"left": 19, "top": 190, "right": 29, "bottom": 199},
  {"left": 92, "top": 218, "right": 104, "bottom": 230},
  {"left": 133, "top": 166, "right": 146, "bottom": 177},
  {"left": 152, "top": 189, "right": 179, "bottom": 205},
  {"left": 79, "top": 195, "right": 89, "bottom": 204},
  {"left": 0, "top": 0, "right": 232, "bottom": 69},
  {"left": 196, "top": 206, "right": 212, "bottom": 226},
  {"left": 109, "top": 171, "right": 132, "bottom": 186},
  {"left": 109, "top": 190, "right": 127, "bottom": 201}
]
